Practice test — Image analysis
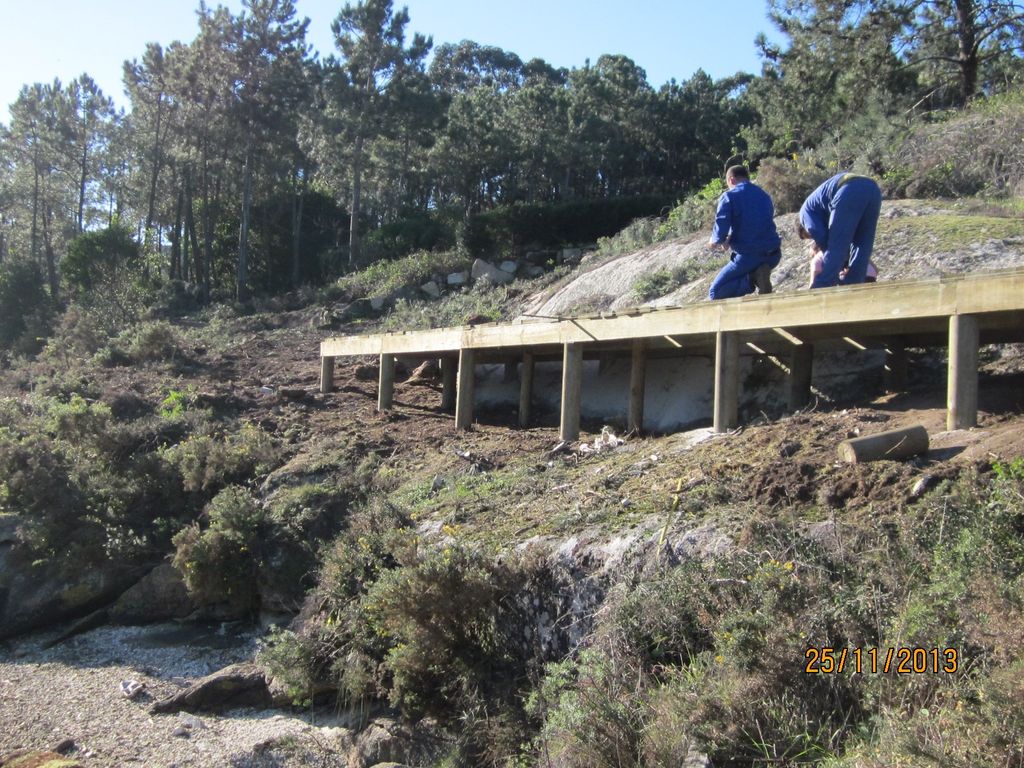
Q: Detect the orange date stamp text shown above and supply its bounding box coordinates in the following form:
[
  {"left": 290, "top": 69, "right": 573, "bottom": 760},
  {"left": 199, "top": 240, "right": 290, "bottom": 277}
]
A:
[{"left": 804, "top": 646, "right": 958, "bottom": 674}]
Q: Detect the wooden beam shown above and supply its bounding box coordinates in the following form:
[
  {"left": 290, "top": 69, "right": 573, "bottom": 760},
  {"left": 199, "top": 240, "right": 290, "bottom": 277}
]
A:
[
  {"left": 885, "top": 339, "right": 907, "bottom": 393},
  {"left": 788, "top": 344, "right": 814, "bottom": 411},
  {"left": 440, "top": 356, "right": 457, "bottom": 412},
  {"left": 378, "top": 354, "right": 395, "bottom": 411},
  {"left": 713, "top": 331, "right": 740, "bottom": 433},
  {"left": 519, "top": 352, "right": 535, "bottom": 428},
  {"left": 772, "top": 327, "right": 804, "bottom": 346},
  {"left": 455, "top": 348, "right": 476, "bottom": 430},
  {"left": 319, "top": 356, "right": 334, "bottom": 394},
  {"left": 560, "top": 342, "right": 584, "bottom": 442},
  {"left": 628, "top": 339, "right": 646, "bottom": 434},
  {"left": 947, "top": 314, "right": 979, "bottom": 430},
  {"left": 321, "top": 268, "right": 1024, "bottom": 359}
]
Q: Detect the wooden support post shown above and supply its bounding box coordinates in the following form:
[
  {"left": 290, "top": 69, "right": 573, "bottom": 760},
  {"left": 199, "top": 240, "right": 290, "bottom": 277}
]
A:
[
  {"left": 319, "top": 356, "right": 334, "bottom": 394},
  {"left": 885, "top": 339, "right": 907, "bottom": 393},
  {"left": 503, "top": 361, "right": 518, "bottom": 382},
  {"left": 628, "top": 340, "right": 646, "bottom": 433},
  {"left": 713, "top": 331, "right": 740, "bottom": 433},
  {"left": 518, "top": 352, "right": 535, "bottom": 428},
  {"left": 455, "top": 348, "right": 476, "bottom": 430},
  {"left": 788, "top": 344, "right": 813, "bottom": 411},
  {"left": 440, "top": 356, "right": 457, "bottom": 412},
  {"left": 560, "top": 342, "right": 583, "bottom": 442},
  {"left": 377, "top": 354, "right": 395, "bottom": 411},
  {"left": 947, "top": 314, "right": 979, "bottom": 430}
]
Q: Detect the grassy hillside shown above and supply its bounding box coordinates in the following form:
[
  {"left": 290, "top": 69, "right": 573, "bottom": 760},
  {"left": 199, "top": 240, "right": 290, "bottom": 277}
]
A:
[{"left": 2, "top": 202, "right": 1024, "bottom": 766}]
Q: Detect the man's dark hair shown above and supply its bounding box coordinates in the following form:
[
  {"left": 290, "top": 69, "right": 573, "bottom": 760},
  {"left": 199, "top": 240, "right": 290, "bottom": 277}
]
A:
[{"left": 725, "top": 165, "right": 750, "bottom": 182}]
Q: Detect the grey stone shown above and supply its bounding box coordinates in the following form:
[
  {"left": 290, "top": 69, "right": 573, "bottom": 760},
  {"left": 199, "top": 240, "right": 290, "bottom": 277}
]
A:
[
  {"left": 499, "top": 260, "right": 518, "bottom": 274},
  {"left": 369, "top": 295, "right": 388, "bottom": 311},
  {"left": 525, "top": 265, "right": 545, "bottom": 278},
  {"left": 470, "top": 259, "right": 513, "bottom": 285},
  {"left": 446, "top": 271, "right": 469, "bottom": 286},
  {"left": 0, "top": 525, "right": 146, "bottom": 640},
  {"left": 420, "top": 280, "right": 441, "bottom": 299},
  {"left": 110, "top": 563, "right": 195, "bottom": 624},
  {"left": 560, "top": 247, "right": 582, "bottom": 263},
  {"left": 150, "top": 663, "right": 271, "bottom": 714}
]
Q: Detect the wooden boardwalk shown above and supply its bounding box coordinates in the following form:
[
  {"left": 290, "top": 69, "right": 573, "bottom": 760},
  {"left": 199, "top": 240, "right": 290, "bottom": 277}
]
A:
[{"left": 320, "top": 267, "right": 1024, "bottom": 439}]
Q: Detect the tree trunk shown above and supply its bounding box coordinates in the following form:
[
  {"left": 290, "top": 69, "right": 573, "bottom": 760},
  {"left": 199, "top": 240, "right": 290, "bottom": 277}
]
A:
[
  {"left": 953, "top": 0, "right": 979, "bottom": 104},
  {"left": 348, "top": 132, "right": 364, "bottom": 268},
  {"left": 171, "top": 187, "right": 184, "bottom": 280},
  {"left": 237, "top": 139, "right": 253, "bottom": 302},
  {"left": 291, "top": 168, "right": 305, "bottom": 287},
  {"left": 77, "top": 142, "right": 89, "bottom": 234},
  {"left": 31, "top": 160, "right": 40, "bottom": 261},
  {"left": 145, "top": 92, "right": 165, "bottom": 249},
  {"left": 40, "top": 207, "right": 60, "bottom": 303}
]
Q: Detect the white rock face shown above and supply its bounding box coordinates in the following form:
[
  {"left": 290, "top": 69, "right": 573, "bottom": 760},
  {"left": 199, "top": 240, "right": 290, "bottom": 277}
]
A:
[{"left": 470, "top": 258, "right": 514, "bottom": 285}]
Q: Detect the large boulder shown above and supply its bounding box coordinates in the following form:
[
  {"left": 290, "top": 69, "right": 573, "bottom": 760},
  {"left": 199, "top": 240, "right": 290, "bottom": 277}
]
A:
[
  {"left": 0, "top": 517, "right": 146, "bottom": 640},
  {"left": 470, "top": 259, "right": 514, "bottom": 285},
  {"left": 150, "top": 662, "right": 272, "bottom": 714},
  {"left": 109, "top": 563, "right": 195, "bottom": 624}
]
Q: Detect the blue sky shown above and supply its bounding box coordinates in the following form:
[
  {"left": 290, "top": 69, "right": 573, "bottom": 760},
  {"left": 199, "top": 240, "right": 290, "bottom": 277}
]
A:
[{"left": 1, "top": 0, "right": 779, "bottom": 121}]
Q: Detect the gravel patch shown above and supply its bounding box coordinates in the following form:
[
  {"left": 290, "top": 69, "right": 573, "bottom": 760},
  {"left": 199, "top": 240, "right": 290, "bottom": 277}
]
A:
[{"left": 0, "top": 624, "right": 326, "bottom": 767}]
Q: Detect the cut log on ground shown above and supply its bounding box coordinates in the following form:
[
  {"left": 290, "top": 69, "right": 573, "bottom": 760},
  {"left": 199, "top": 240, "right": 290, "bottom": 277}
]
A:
[{"left": 837, "top": 424, "right": 929, "bottom": 464}]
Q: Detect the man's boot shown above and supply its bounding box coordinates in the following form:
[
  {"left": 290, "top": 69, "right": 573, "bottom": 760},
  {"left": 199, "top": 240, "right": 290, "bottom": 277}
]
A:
[{"left": 753, "top": 264, "right": 773, "bottom": 295}]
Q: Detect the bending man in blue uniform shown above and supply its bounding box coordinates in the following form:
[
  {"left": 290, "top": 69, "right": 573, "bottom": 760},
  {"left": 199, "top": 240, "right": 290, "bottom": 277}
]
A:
[
  {"left": 707, "top": 165, "right": 782, "bottom": 300},
  {"left": 798, "top": 172, "right": 882, "bottom": 288}
]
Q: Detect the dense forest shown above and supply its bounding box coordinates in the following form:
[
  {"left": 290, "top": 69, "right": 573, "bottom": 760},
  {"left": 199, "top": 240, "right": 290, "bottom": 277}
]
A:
[{"left": 0, "top": 0, "right": 1021, "bottom": 349}]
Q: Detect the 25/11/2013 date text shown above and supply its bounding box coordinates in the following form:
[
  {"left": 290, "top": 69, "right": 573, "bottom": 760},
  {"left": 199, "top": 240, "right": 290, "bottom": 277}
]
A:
[{"left": 804, "top": 647, "right": 958, "bottom": 674}]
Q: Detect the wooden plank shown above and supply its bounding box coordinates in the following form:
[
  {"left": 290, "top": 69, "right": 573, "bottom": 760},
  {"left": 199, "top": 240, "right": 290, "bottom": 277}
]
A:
[
  {"left": 947, "top": 314, "right": 979, "bottom": 430},
  {"left": 319, "top": 356, "right": 335, "bottom": 394},
  {"left": 519, "top": 352, "right": 535, "bottom": 428},
  {"left": 440, "top": 356, "right": 457, "bottom": 412},
  {"left": 455, "top": 348, "right": 476, "bottom": 430},
  {"left": 560, "top": 342, "right": 584, "bottom": 442},
  {"left": 628, "top": 340, "right": 646, "bottom": 434},
  {"left": 378, "top": 354, "right": 395, "bottom": 411},
  {"left": 320, "top": 269, "right": 1024, "bottom": 361},
  {"left": 788, "top": 344, "right": 814, "bottom": 411},
  {"left": 713, "top": 331, "right": 740, "bottom": 433}
]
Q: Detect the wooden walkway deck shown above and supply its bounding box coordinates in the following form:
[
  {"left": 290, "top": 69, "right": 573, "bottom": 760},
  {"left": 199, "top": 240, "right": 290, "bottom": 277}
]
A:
[{"left": 320, "top": 267, "right": 1024, "bottom": 439}]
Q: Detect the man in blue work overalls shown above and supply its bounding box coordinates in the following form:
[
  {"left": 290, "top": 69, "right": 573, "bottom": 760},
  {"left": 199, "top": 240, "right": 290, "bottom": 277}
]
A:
[
  {"left": 707, "top": 165, "right": 782, "bottom": 300},
  {"left": 798, "top": 172, "right": 883, "bottom": 288}
]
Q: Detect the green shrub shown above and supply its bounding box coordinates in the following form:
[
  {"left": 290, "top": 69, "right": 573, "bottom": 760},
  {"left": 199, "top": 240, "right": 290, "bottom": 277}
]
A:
[
  {"left": 162, "top": 423, "right": 280, "bottom": 493},
  {"left": 120, "top": 321, "right": 183, "bottom": 363},
  {"left": 894, "top": 91, "right": 1024, "bottom": 197},
  {"left": 0, "top": 259, "right": 52, "bottom": 356},
  {"left": 172, "top": 486, "right": 268, "bottom": 610},
  {"left": 657, "top": 177, "right": 727, "bottom": 238},
  {"left": 754, "top": 155, "right": 833, "bottom": 214},
  {"left": 462, "top": 196, "right": 671, "bottom": 259},
  {"left": 335, "top": 249, "right": 472, "bottom": 302},
  {"left": 257, "top": 626, "right": 318, "bottom": 706},
  {"left": 380, "top": 288, "right": 505, "bottom": 332},
  {"left": 594, "top": 217, "right": 663, "bottom": 260},
  {"left": 630, "top": 267, "right": 689, "bottom": 301},
  {"left": 365, "top": 543, "right": 520, "bottom": 719}
]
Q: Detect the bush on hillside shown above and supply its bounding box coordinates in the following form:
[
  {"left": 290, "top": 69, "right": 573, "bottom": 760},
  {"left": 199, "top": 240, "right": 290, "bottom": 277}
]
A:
[
  {"left": 754, "top": 155, "right": 833, "bottom": 214},
  {"left": 172, "top": 485, "right": 268, "bottom": 611},
  {"left": 0, "top": 259, "right": 52, "bottom": 357},
  {"left": 461, "top": 196, "right": 671, "bottom": 259},
  {"left": 891, "top": 90, "right": 1024, "bottom": 197}
]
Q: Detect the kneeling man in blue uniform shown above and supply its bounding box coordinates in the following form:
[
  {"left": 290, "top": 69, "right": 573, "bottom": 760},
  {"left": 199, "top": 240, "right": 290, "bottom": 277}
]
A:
[
  {"left": 707, "top": 165, "right": 782, "bottom": 300},
  {"left": 798, "top": 172, "right": 882, "bottom": 288}
]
